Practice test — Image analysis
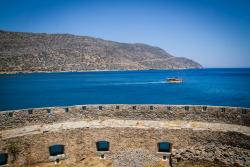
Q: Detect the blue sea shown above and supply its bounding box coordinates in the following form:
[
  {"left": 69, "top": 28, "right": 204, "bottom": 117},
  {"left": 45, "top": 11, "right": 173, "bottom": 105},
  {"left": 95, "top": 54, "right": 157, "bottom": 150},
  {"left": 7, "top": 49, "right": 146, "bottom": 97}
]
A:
[{"left": 0, "top": 68, "right": 249, "bottom": 111}]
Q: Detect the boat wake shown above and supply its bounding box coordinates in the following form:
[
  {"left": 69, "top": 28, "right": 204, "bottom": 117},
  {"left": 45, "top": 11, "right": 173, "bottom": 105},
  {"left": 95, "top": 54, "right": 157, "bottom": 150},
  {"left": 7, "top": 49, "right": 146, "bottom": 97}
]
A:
[{"left": 94, "top": 81, "right": 166, "bottom": 86}]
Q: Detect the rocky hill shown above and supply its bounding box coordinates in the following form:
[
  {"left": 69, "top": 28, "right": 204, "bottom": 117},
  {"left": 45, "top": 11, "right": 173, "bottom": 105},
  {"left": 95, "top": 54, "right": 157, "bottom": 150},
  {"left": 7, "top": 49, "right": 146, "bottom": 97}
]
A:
[{"left": 0, "top": 30, "right": 202, "bottom": 73}]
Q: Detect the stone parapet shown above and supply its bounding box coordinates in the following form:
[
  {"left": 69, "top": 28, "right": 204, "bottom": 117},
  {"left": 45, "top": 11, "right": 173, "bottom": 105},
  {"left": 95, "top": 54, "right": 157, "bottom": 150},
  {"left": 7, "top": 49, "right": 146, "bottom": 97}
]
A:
[{"left": 0, "top": 105, "right": 249, "bottom": 131}]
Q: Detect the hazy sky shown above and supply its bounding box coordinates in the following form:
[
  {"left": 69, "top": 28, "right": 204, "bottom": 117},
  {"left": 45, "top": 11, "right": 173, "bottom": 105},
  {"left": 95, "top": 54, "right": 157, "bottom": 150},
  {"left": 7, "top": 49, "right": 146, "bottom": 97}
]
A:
[{"left": 0, "top": 0, "right": 249, "bottom": 68}]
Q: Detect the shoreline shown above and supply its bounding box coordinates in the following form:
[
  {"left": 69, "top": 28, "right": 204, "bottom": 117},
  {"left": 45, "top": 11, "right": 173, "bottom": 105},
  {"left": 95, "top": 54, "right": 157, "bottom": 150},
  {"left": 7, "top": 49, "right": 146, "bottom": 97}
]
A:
[
  {"left": 0, "top": 69, "right": 178, "bottom": 75},
  {"left": 0, "top": 67, "right": 217, "bottom": 75},
  {"left": 1, "top": 67, "right": 250, "bottom": 75}
]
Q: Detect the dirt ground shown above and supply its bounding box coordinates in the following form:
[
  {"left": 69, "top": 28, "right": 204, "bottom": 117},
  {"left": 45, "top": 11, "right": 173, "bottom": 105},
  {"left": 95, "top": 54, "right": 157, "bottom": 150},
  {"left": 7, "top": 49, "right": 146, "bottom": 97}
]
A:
[{"left": 27, "top": 157, "right": 170, "bottom": 167}]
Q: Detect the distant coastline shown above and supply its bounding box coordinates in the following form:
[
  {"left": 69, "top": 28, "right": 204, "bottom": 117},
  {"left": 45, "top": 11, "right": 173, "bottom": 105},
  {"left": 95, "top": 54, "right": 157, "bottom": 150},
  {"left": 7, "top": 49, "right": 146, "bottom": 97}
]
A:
[
  {"left": 4, "top": 67, "right": 250, "bottom": 75},
  {"left": 0, "top": 67, "right": 202, "bottom": 74}
]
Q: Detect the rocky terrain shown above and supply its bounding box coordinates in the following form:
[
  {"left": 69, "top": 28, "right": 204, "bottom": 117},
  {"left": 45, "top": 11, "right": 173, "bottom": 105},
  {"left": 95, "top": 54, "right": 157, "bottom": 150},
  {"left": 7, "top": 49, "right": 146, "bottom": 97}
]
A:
[
  {"left": 171, "top": 144, "right": 250, "bottom": 166},
  {"left": 0, "top": 30, "right": 202, "bottom": 73}
]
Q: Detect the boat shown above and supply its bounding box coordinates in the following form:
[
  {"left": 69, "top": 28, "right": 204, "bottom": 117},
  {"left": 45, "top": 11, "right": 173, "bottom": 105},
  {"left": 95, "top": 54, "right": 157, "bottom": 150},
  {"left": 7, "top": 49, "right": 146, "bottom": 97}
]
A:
[{"left": 167, "top": 67, "right": 184, "bottom": 83}]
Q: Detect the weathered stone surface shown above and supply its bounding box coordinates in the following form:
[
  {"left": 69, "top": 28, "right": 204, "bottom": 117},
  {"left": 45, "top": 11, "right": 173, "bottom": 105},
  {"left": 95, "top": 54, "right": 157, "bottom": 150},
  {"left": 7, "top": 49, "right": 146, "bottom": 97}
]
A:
[
  {"left": 0, "top": 105, "right": 249, "bottom": 131},
  {"left": 0, "top": 105, "right": 249, "bottom": 167}
]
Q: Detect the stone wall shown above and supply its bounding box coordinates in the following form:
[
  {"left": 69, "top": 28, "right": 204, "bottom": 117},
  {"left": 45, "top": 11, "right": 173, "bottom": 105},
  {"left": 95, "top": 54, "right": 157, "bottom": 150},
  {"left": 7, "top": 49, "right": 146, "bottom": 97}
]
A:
[
  {"left": 0, "top": 126, "right": 249, "bottom": 166},
  {"left": 0, "top": 105, "right": 249, "bottom": 131},
  {"left": 0, "top": 105, "right": 249, "bottom": 167}
]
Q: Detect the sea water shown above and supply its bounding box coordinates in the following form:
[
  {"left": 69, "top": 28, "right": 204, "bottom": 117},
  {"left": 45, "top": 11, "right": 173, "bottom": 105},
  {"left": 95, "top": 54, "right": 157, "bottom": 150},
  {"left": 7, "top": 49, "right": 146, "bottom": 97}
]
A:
[{"left": 0, "top": 68, "right": 249, "bottom": 111}]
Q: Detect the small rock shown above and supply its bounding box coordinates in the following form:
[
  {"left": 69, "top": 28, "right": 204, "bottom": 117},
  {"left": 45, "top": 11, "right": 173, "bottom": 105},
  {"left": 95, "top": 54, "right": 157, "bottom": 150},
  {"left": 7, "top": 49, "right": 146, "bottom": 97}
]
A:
[
  {"left": 221, "top": 146, "right": 226, "bottom": 150},
  {"left": 195, "top": 150, "right": 200, "bottom": 156},
  {"left": 215, "top": 150, "right": 221, "bottom": 156},
  {"left": 224, "top": 152, "right": 230, "bottom": 157},
  {"left": 214, "top": 157, "right": 221, "bottom": 162},
  {"left": 176, "top": 154, "right": 181, "bottom": 158},
  {"left": 179, "top": 148, "right": 185, "bottom": 153},
  {"left": 207, "top": 152, "right": 213, "bottom": 158}
]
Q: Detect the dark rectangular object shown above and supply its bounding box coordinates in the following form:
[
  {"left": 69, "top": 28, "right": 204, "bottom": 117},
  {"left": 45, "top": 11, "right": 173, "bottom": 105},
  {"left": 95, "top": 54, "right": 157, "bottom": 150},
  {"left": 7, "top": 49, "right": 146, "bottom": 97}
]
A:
[
  {"left": 50, "top": 145, "right": 64, "bottom": 156},
  {"left": 97, "top": 141, "right": 109, "bottom": 151},
  {"left": 222, "top": 108, "right": 225, "bottom": 112},
  {"left": 0, "top": 154, "right": 7, "bottom": 165},
  {"left": 158, "top": 142, "right": 170, "bottom": 152}
]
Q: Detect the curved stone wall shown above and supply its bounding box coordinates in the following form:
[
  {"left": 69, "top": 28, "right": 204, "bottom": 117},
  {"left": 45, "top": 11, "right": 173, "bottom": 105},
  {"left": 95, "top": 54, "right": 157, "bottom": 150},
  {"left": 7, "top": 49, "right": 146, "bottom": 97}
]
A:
[
  {"left": 0, "top": 105, "right": 249, "bottom": 131},
  {"left": 0, "top": 105, "right": 249, "bottom": 167}
]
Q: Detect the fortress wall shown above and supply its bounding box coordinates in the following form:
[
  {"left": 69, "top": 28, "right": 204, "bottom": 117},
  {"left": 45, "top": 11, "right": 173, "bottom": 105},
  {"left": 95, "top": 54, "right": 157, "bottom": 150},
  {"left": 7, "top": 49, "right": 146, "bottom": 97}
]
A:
[
  {"left": 0, "top": 105, "right": 249, "bottom": 131},
  {"left": 0, "top": 126, "right": 249, "bottom": 166},
  {"left": 0, "top": 105, "right": 249, "bottom": 166}
]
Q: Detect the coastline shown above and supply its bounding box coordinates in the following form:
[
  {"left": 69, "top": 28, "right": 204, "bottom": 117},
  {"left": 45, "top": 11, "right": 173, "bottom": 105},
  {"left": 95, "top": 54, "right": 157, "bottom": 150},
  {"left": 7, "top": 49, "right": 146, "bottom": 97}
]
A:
[{"left": 0, "top": 67, "right": 203, "bottom": 75}]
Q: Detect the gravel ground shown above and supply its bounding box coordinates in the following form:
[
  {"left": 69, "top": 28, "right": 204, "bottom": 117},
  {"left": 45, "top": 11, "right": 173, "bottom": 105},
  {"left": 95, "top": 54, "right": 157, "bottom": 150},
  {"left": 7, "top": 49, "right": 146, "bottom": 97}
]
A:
[{"left": 107, "top": 148, "right": 158, "bottom": 167}]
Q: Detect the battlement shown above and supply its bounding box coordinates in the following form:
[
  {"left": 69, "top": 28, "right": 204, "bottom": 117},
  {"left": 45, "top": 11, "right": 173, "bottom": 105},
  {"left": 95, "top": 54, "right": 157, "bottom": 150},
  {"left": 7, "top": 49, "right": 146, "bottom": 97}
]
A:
[{"left": 0, "top": 105, "right": 249, "bottom": 131}]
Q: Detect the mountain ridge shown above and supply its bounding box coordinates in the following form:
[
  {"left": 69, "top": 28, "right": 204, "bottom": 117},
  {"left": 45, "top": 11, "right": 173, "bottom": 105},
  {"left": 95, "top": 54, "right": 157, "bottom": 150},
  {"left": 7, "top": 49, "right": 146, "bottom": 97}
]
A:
[{"left": 0, "top": 30, "right": 202, "bottom": 73}]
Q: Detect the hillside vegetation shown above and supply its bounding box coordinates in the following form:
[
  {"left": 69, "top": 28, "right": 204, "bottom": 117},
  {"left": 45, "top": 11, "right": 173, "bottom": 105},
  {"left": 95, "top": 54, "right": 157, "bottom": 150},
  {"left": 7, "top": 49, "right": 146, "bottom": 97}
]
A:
[{"left": 0, "top": 30, "right": 202, "bottom": 73}]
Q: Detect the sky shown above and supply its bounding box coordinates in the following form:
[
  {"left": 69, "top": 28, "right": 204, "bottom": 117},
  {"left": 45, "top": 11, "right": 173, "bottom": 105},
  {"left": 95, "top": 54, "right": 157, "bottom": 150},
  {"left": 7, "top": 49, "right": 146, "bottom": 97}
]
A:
[{"left": 0, "top": 0, "right": 249, "bottom": 68}]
